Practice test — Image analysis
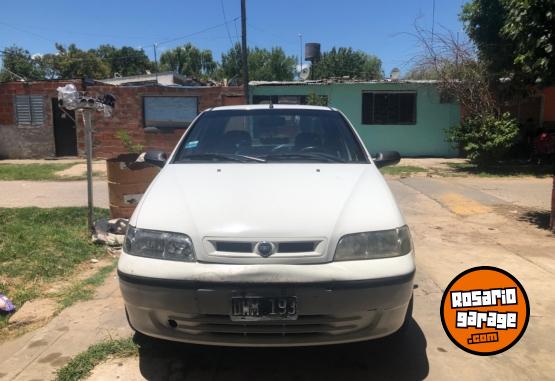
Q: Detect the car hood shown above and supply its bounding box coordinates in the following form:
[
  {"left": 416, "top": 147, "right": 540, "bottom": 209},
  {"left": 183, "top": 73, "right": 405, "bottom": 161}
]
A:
[
  {"left": 135, "top": 164, "right": 403, "bottom": 237},
  {"left": 132, "top": 163, "right": 405, "bottom": 261}
]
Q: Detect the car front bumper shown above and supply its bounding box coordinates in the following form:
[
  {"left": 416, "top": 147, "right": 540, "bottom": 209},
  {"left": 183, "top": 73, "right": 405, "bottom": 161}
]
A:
[{"left": 118, "top": 253, "right": 415, "bottom": 347}]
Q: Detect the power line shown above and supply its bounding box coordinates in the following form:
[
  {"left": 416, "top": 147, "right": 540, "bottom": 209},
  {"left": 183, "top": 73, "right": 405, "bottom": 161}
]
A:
[
  {"left": 0, "top": 18, "right": 241, "bottom": 65},
  {"left": 0, "top": 20, "right": 166, "bottom": 40},
  {"left": 0, "top": 21, "right": 57, "bottom": 44},
  {"left": 154, "top": 17, "right": 239, "bottom": 47},
  {"left": 220, "top": 0, "right": 235, "bottom": 48}
]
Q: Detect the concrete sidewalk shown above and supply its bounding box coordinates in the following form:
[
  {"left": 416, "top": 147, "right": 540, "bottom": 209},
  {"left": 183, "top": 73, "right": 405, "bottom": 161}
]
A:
[
  {"left": 0, "top": 180, "right": 109, "bottom": 208},
  {"left": 0, "top": 272, "right": 132, "bottom": 381}
]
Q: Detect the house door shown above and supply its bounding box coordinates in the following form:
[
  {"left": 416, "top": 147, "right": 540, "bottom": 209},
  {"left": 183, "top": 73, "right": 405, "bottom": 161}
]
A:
[{"left": 52, "top": 98, "right": 77, "bottom": 156}]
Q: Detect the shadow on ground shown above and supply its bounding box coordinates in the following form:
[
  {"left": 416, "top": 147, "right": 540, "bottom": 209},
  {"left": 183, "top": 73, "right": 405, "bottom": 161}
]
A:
[
  {"left": 134, "top": 319, "right": 429, "bottom": 381},
  {"left": 444, "top": 162, "right": 554, "bottom": 178},
  {"left": 517, "top": 210, "right": 552, "bottom": 230}
]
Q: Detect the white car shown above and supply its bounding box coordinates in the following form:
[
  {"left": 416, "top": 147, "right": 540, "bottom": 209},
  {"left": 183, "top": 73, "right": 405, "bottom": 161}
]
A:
[{"left": 118, "top": 104, "right": 415, "bottom": 347}]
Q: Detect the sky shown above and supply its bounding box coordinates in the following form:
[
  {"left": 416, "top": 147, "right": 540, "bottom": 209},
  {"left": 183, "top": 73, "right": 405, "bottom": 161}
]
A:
[{"left": 0, "top": 0, "right": 468, "bottom": 76}]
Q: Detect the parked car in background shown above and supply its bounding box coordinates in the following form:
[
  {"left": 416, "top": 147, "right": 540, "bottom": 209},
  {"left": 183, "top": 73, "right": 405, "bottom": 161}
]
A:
[{"left": 118, "top": 104, "right": 415, "bottom": 346}]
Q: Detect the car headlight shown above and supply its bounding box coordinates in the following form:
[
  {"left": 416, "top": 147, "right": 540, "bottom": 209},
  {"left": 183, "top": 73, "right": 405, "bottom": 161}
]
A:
[
  {"left": 124, "top": 225, "right": 196, "bottom": 262},
  {"left": 334, "top": 225, "right": 412, "bottom": 261}
]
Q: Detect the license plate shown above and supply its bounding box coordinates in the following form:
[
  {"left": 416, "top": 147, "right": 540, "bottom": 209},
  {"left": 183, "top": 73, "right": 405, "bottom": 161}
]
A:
[{"left": 230, "top": 296, "right": 297, "bottom": 321}]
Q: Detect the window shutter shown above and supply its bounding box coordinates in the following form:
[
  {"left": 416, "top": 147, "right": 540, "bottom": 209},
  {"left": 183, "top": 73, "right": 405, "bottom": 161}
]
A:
[
  {"left": 15, "top": 95, "right": 44, "bottom": 126},
  {"left": 29, "top": 96, "right": 45, "bottom": 125}
]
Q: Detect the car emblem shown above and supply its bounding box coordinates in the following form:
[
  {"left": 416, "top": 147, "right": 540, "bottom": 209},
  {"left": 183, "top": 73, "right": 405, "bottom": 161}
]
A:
[{"left": 254, "top": 241, "right": 276, "bottom": 257}]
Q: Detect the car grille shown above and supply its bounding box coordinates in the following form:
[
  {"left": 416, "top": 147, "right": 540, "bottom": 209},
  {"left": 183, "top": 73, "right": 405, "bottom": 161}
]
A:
[
  {"left": 166, "top": 313, "right": 373, "bottom": 337},
  {"left": 212, "top": 240, "right": 319, "bottom": 254},
  {"left": 201, "top": 237, "right": 329, "bottom": 263}
]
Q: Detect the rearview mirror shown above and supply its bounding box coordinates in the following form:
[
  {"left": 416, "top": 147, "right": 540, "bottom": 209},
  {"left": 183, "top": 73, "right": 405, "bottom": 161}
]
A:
[
  {"left": 372, "top": 151, "right": 401, "bottom": 168},
  {"left": 144, "top": 150, "right": 167, "bottom": 168}
]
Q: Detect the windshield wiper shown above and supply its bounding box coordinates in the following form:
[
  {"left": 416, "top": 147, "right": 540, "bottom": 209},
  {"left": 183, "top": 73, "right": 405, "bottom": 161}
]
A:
[
  {"left": 264, "top": 152, "right": 346, "bottom": 163},
  {"left": 175, "top": 153, "right": 265, "bottom": 163}
]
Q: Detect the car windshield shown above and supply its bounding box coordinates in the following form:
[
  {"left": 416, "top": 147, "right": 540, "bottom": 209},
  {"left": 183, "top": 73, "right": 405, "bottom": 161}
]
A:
[{"left": 173, "top": 109, "right": 368, "bottom": 163}]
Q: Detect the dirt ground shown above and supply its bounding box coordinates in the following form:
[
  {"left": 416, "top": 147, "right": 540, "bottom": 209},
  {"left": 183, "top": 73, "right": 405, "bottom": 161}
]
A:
[{"left": 0, "top": 172, "right": 553, "bottom": 380}]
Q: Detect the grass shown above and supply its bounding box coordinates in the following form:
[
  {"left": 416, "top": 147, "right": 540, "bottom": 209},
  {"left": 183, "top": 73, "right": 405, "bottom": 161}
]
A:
[
  {"left": 58, "top": 261, "right": 117, "bottom": 309},
  {"left": 55, "top": 337, "right": 138, "bottom": 381},
  {"left": 443, "top": 162, "right": 554, "bottom": 177},
  {"left": 0, "top": 207, "right": 109, "bottom": 328},
  {"left": 380, "top": 165, "right": 428, "bottom": 175},
  {"left": 0, "top": 163, "right": 103, "bottom": 181}
]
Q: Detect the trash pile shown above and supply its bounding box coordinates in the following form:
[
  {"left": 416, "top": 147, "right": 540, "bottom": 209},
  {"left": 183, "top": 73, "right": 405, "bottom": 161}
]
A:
[
  {"left": 93, "top": 218, "right": 128, "bottom": 249},
  {"left": 56, "top": 83, "right": 116, "bottom": 117}
]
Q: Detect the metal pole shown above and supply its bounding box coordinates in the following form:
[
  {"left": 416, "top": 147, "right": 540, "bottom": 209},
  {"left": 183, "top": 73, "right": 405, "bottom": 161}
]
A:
[
  {"left": 241, "top": 0, "right": 249, "bottom": 103},
  {"left": 153, "top": 43, "right": 159, "bottom": 85},
  {"left": 82, "top": 110, "right": 95, "bottom": 235}
]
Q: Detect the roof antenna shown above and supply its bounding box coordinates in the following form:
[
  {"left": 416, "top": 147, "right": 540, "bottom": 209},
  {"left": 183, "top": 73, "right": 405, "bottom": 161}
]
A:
[{"left": 268, "top": 99, "right": 274, "bottom": 109}]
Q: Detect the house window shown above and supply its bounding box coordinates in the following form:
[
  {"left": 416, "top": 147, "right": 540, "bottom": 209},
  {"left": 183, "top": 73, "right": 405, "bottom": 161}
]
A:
[
  {"left": 361, "top": 92, "right": 416, "bottom": 125},
  {"left": 143, "top": 96, "right": 198, "bottom": 129},
  {"left": 15, "top": 95, "right": 45, "bottom": 126}
]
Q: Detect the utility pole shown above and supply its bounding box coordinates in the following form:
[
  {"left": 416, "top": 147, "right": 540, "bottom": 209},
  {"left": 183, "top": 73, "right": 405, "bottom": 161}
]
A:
[
  {"left": 241, "top": 0, "right": 249, "bottom": 103},
  {"left": 82, "top": 110, "right": 95, "bottom": 234}
]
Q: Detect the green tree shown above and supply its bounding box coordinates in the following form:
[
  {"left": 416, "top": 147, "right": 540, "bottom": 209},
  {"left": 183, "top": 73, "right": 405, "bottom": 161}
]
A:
[
  {"left": 95, "top": 45, "right": 152, "bottom": 77},
  {"left": 502, "top": 0, "right": 555, "bottom": 85},
  {"left": 159, "top": 43, "right": 217, "bottom": 78},
  {"left": 0, "top": 46, "right": 44, "bottom": 81},
  {"left": 311, "top": 47, "right": 383, "bottom": 80},
  {"left": 219, "top": 43, "right": 296, "bottom": 83},
  {"left": 40, "top": 43, "right": 111, "bottom": 79},
  {"left": 461, "top": 0, "right": 555, "bottom": 86}
]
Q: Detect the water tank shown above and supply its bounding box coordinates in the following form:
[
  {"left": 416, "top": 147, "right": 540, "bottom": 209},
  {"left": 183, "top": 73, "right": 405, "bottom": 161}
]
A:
[{"left": 305, "top": 43, "right": 321, "bottom": 61}]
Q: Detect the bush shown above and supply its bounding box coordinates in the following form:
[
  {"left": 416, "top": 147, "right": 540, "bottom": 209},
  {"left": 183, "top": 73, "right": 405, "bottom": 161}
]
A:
[{"left": 447, "top": 112, "right": 519, "bottom": 165}]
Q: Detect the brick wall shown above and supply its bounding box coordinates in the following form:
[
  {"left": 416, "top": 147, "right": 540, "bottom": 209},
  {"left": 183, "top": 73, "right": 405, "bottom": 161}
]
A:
[
  {"left": 0, "top": 80, "right": 244, "bottom": 159},
  {"left": 0, "top": 80, "right": 76, "bottom": 158},
  {"left": 79, "top": 85, "right": 244, "bottom": 158}
]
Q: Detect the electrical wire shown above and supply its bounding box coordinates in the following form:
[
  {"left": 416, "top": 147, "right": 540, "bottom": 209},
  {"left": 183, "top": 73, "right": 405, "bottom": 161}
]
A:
[
  {"left": 220, "top": 0, "right": 235, "bottom": 48},
  {"left": 0, "top": 18, "right": 240, "bottom": 64}
]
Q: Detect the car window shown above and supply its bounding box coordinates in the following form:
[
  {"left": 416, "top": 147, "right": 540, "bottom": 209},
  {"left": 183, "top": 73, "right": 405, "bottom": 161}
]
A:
[{"left": 173, "top": 109, "right": 368, "bottom": 163}]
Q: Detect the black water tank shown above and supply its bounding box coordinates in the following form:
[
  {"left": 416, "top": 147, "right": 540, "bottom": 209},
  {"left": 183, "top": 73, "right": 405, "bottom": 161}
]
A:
[{"left": 305, "top": 43, "right": 321, "bottom": 61}]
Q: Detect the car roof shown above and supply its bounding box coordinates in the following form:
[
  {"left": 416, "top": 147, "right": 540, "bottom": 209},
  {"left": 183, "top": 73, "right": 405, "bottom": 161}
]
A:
[{"left": 209, "top": 104, "right": 336, "bottom": 112}]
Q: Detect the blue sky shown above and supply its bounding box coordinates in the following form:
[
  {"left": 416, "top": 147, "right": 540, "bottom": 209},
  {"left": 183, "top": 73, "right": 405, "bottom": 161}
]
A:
[{"left": 0, "top": 0, "right": 468, "bottom": 76}]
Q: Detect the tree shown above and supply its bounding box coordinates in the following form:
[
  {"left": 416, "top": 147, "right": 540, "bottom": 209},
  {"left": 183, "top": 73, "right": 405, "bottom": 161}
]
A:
[
  {"left": 461, "top": 0, "right": 555, "bottom": 87},
  {"left": 502, "top": 0, "right": 555, "bottom": 85},
  {"left": 311, "top": 47, "right": 383, "bottom": 80},
  {"left": 0, "top": 46, "right": 44, "bottom": 81},
  {"left": 95, "top": 45, "right": 152, "bottom": 77},
  {"left": 219, "top": 43, "right": 296, "bottom": 83},
  {"left": 159, "top": 43, "right": 217, "bottom": 79},
  {"left": 249, "top": 47, "right": 296, "bottom": 81},
  {"left": 411, "top": 24, "right": 519, "bottom": 164},
  {"left": 40, "top": 43, "right": 111, "bottom": 79}
]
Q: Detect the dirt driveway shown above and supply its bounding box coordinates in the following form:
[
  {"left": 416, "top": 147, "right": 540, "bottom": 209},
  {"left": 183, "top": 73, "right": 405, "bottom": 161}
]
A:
[{"left": 0, "top": 175, "right": 553, "bottom": 380}]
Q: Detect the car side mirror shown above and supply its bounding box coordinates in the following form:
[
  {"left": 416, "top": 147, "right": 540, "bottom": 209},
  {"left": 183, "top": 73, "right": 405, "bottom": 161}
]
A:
[
  {"left": 144, "top": 150, "right": 167, "bottom": 168},
  {"left": 372, "top": 151, "right": 401, "bottom": 168}
]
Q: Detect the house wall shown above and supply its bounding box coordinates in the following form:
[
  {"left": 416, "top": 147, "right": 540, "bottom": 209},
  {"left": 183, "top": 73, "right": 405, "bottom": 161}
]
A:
[
  {"left": 0, "top": 81, "right": 243, "bottom": 159},
  {"left": 250, "top": 82, "right": 460, "bottom": 157},
  {"left": 0, "top": 81, "right": 76, "bottom": 158},
  {"left": 79, "top": 84, "right": 243, "bottom": 158}
]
